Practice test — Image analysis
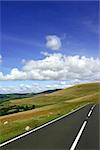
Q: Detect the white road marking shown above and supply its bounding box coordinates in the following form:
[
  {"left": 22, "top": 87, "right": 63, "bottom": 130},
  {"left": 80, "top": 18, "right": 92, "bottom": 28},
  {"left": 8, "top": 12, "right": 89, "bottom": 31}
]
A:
[
  {"left": 88, "top": 110, "right": 93, "bottom": 117},
  {"left": 70, "top": 121, "right": 87, "bottom": 150},
  {"left": 91, "top": 104, "right": 96, "bottom": 110},
  {"left": 70, "top": 104, "right": 96, "bottom": 150},
  {"left": 88, "top": 104, "right": 96, "bottom": 117},
  {"left": 0, "top": 103, "right": 89, "bottom": 148}
]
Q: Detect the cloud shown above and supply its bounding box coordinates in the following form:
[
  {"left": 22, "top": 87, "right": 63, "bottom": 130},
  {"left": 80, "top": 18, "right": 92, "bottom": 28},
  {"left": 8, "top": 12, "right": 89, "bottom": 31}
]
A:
[
  {"left": 21, "top": 59, "right": 26, "bottom": 64},
  {"left": 0, "top": 81, "right": 73, "bottom": 94},
  {"left": 3, "top": 68, "right": 27, "bottom": 80},
  {"left": 46, "top": 35, "right": 62, "bottom": 50},
  {"left": 0, "top": 84, "right": 35, "bottom": 94},
  {"left": 0, "top": 55, "right": 2, "bottom": 63},
  {"left": 40, "top": 51, "right": 51, "bottom": 57},
  {"left": 0, "top": 54, "right": 100, "bottom": 81}
]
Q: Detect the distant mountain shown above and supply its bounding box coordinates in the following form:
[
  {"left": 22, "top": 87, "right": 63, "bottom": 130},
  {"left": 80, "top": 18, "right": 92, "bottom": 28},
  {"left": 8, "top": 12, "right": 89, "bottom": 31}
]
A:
[
  {"left": 37, "top": 89, "right": 61, "bottom": 94},
  {"left": 0, "top": 89, "right": 61, "bottom": 102}
]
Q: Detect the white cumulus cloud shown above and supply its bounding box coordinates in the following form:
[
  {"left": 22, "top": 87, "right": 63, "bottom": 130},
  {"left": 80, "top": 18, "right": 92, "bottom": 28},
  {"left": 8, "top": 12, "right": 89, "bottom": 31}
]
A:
[
  {"left": 0, "top": 82, "right": 73, "bottom": 94},
  {"left": 0, "top": 54, "right": 100, "bottom": 81},
  {"left": 46, "top": 35, "right": 62, "bottom": 50}
]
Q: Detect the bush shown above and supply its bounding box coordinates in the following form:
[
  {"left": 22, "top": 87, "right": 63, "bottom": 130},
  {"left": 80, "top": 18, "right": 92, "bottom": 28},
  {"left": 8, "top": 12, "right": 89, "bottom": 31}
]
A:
[{"left": 0, "top": 104, "right": 36, "bottom": 116}]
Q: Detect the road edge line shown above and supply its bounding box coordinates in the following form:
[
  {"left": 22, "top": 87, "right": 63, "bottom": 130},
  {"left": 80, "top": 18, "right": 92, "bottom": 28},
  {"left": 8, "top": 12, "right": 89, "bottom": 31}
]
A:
[{"left": 0, "top": 103, "right": 91, "bottom": 147}]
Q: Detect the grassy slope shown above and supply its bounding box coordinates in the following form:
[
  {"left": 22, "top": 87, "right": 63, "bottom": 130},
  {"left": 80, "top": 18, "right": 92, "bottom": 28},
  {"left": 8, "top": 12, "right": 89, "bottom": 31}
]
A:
[
  {"left": 0, "top": 82, "right": 100, "bottom": 143},
  {"left": 0, "top": 89, "right": 61, "bottom": 103}
]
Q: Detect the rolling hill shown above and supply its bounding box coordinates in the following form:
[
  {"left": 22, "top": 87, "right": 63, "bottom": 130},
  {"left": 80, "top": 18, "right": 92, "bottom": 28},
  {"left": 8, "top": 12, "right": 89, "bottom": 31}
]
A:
[
  {"left": 0, "top": 82, "right": 99, "bottom": 143},
  {"left": 3, "top": 82, "right": 99, "bottom": 107},
  {"left": 0, "top": 89, "right": 61, "bottom": 102}
]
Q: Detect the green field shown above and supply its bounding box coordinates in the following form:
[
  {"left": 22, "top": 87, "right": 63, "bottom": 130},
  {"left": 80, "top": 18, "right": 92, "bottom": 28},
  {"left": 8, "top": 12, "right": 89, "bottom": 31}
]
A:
[{"left": 0, "top": 82, "right": 100, "bottom": 143}]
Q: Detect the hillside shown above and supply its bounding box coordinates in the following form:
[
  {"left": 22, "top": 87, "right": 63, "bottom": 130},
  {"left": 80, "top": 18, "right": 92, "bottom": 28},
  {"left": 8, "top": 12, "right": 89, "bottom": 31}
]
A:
[
  {"left": 0, "top": 89, "right": 61, "bottom": 102},
  {"left": 0, "top": 82, "right": 100, "bottom": 143},
  {"left": 6, "top": 82, "right": 100, "bottom": 106},
  {"left": 51, "top": 82, "right": 100, "bottom": 96},
  {"left": 0, "top": 93, "right": 36, "bottom": 102},
  {"left": 0, "top": 82, "right": 99, "bottom": 116}
]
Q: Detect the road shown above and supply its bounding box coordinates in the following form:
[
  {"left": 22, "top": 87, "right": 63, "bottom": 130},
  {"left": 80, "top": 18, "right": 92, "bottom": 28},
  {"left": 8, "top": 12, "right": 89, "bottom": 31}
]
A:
[{"left": 1, "top": 104, "right": 99, "bottom": 150}]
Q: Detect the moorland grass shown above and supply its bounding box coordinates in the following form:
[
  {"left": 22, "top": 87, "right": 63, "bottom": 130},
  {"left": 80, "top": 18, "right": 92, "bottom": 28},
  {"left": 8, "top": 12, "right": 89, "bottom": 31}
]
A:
[{"left": 0, "top": 82, "right": 100, "bottom": 143}]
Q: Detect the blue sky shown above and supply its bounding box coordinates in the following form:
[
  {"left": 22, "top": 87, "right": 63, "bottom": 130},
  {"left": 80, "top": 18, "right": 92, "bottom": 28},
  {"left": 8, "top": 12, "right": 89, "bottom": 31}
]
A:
[{"left": 0, "top": 1, "right": 99, "bottom": 93}]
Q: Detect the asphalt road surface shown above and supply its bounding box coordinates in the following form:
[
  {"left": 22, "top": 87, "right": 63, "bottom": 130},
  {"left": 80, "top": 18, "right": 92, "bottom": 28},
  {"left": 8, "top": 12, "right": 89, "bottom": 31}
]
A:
[{"left": 1, "top": 104, "right": 99, "bottom": 150}]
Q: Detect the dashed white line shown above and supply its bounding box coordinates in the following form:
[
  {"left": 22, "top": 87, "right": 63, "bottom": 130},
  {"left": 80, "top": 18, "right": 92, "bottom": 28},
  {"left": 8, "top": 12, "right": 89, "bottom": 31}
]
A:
[
  {"left": 70, "top": 104, "right": 96, "bottom": 150},
  {"left": 0, "top": 103, "right": 89, "bottom": 148},
  {"left": 88, "top": 104, "right": 96, "bottom": 117},
  {"left": 88, "top": 110, "right": 93, "bottom": 117},
  {"left": 70, "top": 121, "right": 87, "bottom": 150},
  {"left": 91, "top": 104, "right": 96, "bottom": 110}
]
